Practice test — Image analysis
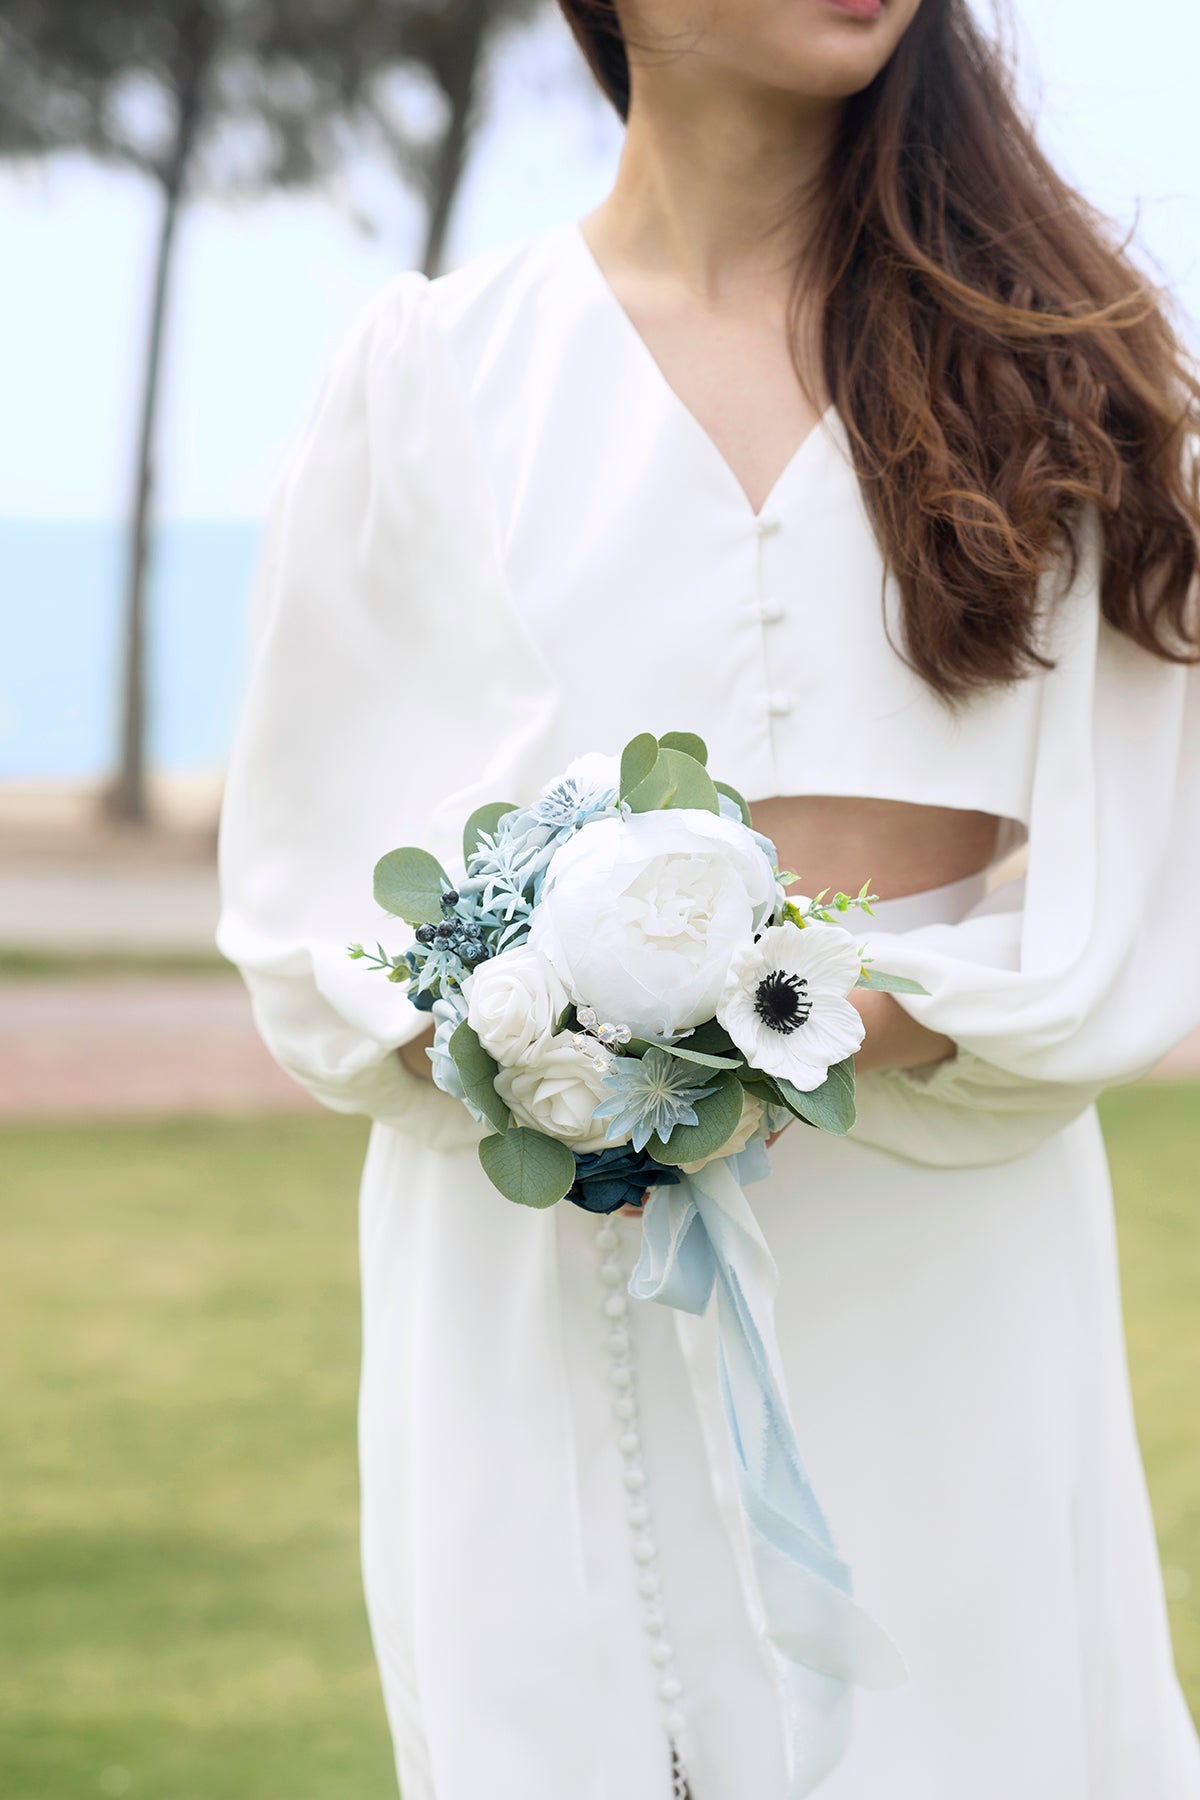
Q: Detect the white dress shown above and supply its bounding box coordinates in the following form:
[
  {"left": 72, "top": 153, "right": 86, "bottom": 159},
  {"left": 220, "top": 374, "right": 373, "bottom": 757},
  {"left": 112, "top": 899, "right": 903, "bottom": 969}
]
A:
[{"left": 215, "top": 220, "right": 1200, "bottom": 1799}]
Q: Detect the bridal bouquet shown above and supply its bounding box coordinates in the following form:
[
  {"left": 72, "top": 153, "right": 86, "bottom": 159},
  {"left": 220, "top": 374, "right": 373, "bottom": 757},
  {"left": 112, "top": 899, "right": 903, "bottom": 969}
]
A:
[
  {"left": 352, "top": 732, "right": 916, "bottom": 1733},
  {"left": 349, "top": 730, "right": 924, "bottom": 1211}
]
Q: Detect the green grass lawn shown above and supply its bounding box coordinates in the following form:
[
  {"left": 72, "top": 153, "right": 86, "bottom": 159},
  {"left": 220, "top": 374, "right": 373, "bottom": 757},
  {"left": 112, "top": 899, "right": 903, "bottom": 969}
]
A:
[{"left": 2, "top": 1089, "right": 1197, "bottom": 1798}]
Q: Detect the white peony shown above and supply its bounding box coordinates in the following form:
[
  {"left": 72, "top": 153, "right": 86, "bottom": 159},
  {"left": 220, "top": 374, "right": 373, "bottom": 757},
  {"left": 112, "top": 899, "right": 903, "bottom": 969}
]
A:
[
  {"left": 678, "top": 1090, "right": 767, "bottom": 1174},
  {"left": 717, "top": 921, "right": 865, "bottom": 1090},
  {"left": 494, "top": 1032, "right": 618, "bottom": 1150},
  {"left": 528, "top": 809, "right": 776, "bottom": 1039},
  {"left": 462, "top": 945, "right": 570, "bottom": 1069}
]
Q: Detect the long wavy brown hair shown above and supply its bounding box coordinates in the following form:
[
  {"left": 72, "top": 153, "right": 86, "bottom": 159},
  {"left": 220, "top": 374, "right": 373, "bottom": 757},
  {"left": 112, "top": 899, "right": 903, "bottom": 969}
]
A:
[{"left": 557, "top": 0, "right": 1200, "bottom": 699}]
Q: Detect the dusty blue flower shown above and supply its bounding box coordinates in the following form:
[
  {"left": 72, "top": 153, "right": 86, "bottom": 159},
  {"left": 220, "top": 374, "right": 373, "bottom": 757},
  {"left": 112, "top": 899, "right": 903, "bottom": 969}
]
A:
[
  {"left": 566, "top": 1145, "right": 681, "bottom": 1215},
  {"left": 528, "top": 752, "right": 620, "bottom": 832},
  {"left": 592, "top": 1047, "right": 719, "bottom": 1154}
]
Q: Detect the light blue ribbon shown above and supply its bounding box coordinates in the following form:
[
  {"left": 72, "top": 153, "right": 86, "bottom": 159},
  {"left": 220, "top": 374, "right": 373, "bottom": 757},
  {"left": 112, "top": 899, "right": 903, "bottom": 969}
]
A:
[{"left": 630, "top": 1154, "right": 908, "bottom": 1796}]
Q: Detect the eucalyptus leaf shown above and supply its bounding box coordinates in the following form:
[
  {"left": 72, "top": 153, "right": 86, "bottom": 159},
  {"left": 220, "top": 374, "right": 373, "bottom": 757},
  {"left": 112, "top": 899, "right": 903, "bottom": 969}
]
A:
[
  {"left": 373, "top": 846, "right": 450, "bottom": 925},
  {"left": 625, "top": 748, "right": 720, "bottom": 816},
  {"left": 629, "top": 1034, "right": 744, "bottom": 1070},
  {"left": 619, "top": 732, "right": 660, "bottom": 800},
  {"left": 648, "top": 1070, "right": 745, "bottom": 1166},
  {"left": 855, "top": 969, "right": 931, "bottom": 996},
  {"left": 712, "top": 778, "right": 753, "bottom": 827},
  {"left": 657, "top": 730, "right": 708, "bottom": 766},
  {"left": 447, "top": 1020, "right": 511, "bottom": 1135},
  {"left": 681, "top": 1020, "right": 741, "bottom": 1058},
  {"left": 772, "top": 1058, "right": 857, "bottom": 1136},
  {"left": 479, "top": 1128, "right": 578, "bottom": 1209},
  {"left": 462, "top": 801, "right": 516, "bottom": 865}
]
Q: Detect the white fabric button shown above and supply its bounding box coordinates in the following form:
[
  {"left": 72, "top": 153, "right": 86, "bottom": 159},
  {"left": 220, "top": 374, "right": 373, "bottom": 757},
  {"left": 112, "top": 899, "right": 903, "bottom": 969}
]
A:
[
  {"left": 758, "top": 596, "right": 785, "bottom": 623},
  {"left": 603, "top": 1293, "right": 628, "bottom": 1318},
  {"left": 628, "top": 1501, "right": 650, "bottom": 1528},
  {"left": 624, "top": 1468, "right": 647, "bottom": 1492},
  {"left": 658, "top": 1675, "right": 683, "bottom": 1702},
  {"left": 754, "top": 512, "right": 781, "bottom": 537},
  {"left": 651, "top": 1641, "right": 673, "bottom": 1666},
  {"left": 612, "top": 1395, "right": 637, "bottom": 1421},
  {"left": 665, "top": 1708, "right": 688, "bottom": 1736},
  {"left": 767, "top": 691, "right": 794, "bottom": 718}
]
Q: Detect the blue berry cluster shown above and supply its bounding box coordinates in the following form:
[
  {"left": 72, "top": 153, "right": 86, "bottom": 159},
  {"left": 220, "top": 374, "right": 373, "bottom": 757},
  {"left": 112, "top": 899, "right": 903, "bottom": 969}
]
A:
[{"left": 412, "top": 889, "right": 490, "bottom": 964}]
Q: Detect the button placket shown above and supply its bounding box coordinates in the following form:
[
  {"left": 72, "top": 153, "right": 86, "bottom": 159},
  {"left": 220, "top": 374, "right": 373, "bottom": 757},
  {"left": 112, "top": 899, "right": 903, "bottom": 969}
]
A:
[
  {"left": 594, "top": 1217, "right": 692, "bottom": 1778},
  {"left": 752, "top": 514, "right": 793, "bottom": 737}
]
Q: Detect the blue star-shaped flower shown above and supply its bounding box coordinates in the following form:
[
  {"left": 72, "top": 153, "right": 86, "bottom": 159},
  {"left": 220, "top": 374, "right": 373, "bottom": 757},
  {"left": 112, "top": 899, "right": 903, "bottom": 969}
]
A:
[{"left": 592, "top": 1048, "right": 719, "bottom": 1154}]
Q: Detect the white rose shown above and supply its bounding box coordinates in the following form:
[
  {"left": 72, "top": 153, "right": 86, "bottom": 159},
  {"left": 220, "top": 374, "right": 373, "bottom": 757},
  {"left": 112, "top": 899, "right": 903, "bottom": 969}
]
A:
[
  {"left": 528, "top": 809, "right": 776, "bottom": 1039},
  {"left": 494, "top": 1032, "right": 616, "bottom": 1150},
  {"left": 678, "top": 1091, "right": 766, "bottom": 1174},
  {"left": 462, "top": 945, "right": 570, "bottom": 1068}
]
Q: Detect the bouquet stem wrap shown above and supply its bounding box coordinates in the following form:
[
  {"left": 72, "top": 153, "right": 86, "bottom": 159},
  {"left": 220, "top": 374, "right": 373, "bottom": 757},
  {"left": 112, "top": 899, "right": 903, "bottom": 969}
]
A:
[{"left": 630, "top": 1157, "right": 908, "bottom": 1794}]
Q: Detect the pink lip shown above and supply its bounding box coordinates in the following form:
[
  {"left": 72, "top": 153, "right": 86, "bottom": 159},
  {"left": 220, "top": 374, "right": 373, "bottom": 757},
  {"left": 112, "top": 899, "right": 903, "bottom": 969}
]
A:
[{"left": 824, "top": 0, "right": 884, "bottom": 17}]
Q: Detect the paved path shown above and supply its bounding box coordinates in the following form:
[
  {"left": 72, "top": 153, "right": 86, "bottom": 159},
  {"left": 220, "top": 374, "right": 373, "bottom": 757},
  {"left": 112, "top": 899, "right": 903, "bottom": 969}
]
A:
[
  {"left": 0, "top": 975, "right": 318, "bottom": 1120},
  {"left": 0, "top": 972, "right": 1195, "bottom": 1123},
  {"left": 0, "top": 857, "right": 220, "bottom": 952}
]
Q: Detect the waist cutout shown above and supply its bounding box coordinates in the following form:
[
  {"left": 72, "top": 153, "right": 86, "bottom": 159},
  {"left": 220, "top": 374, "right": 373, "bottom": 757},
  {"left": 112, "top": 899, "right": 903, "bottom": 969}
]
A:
[{"left": 861, "top": 867, "right": 994, "bottom": 934}]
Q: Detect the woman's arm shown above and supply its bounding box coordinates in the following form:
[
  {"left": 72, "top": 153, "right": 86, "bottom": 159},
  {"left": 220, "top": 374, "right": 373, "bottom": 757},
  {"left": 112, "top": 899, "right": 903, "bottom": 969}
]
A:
[
  {"left": 398, "top": 1024, "right": 438, "bottom": 1083},
  {"left": 850, "top": 988, "right": 955, "bottom": 1074}
]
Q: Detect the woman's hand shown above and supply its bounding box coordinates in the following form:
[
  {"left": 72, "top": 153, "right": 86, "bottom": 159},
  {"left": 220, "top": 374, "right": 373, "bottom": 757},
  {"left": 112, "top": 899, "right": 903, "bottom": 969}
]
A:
[{"left": 398, "top": 1022, "right": 438, "bottom": 1082}]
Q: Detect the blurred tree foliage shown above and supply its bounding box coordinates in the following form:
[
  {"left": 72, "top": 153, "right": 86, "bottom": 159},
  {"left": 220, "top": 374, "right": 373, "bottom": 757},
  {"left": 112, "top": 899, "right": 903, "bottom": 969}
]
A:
[{"left": 0, "top": 0, "right": 539, "bottom": 823}]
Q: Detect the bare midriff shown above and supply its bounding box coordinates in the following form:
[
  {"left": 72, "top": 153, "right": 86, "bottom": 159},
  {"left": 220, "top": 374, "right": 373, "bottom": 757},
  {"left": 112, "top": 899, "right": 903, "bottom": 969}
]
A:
[{"left": 749, "top": 794, "right": 1001, "bottom": 904}]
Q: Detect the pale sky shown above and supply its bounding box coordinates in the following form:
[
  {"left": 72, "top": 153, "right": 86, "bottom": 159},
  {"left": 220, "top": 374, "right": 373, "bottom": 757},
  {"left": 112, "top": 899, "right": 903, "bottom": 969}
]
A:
[{"left": 2, "top": 1, "right": 1199, "bottom": 522}]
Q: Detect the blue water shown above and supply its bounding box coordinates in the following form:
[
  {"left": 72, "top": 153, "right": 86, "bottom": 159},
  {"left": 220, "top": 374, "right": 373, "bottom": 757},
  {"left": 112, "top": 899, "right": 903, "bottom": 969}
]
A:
[{"left": 0, "top": 518, "right": 260, "bottom": 778}]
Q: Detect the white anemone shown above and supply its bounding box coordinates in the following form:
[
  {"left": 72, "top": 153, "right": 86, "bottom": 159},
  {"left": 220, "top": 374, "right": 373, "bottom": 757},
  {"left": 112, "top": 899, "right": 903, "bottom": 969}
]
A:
[{"left": 717, "top": 922, "right": 865, "bottom": 1090}]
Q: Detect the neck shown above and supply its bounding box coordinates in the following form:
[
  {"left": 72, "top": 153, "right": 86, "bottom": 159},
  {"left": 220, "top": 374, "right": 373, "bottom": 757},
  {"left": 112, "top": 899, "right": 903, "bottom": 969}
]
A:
[{"left": 594, "top": 68, "right": 841, "bottom": 302}]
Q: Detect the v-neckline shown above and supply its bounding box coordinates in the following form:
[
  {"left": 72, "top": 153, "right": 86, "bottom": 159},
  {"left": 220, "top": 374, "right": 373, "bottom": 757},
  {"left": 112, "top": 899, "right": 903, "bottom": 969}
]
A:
[{"left": 561, "top": 216, "right": 837, "bottom": 523}]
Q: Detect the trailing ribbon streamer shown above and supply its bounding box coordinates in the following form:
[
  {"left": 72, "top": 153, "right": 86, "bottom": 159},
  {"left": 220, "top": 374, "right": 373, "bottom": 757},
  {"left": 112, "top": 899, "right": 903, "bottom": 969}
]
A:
[{"left": 630, "top": 1154, "right": 908, "bottom": 1797}]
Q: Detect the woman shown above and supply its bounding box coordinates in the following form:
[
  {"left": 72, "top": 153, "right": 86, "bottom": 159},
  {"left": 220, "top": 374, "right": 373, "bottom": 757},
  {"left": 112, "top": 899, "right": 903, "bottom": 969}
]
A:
[{"left": 216, "top": 1, "right": 1200, "bottom": 1795}]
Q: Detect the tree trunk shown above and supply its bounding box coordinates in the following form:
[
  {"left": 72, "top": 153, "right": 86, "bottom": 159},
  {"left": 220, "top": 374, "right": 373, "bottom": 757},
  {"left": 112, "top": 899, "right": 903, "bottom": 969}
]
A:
[
  {"left": 419, "top": 0, "right": 490, "bottom": 278},
  {"left": 105, "top": 42, "right": 205, "bottom": 826}
]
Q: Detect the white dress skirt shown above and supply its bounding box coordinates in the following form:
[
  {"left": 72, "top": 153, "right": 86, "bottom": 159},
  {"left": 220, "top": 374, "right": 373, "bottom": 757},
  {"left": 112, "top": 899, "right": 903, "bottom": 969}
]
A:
[
  {"left": 214, "top": 221, "right": 1200, "bottom": 1797},
  {"left": 356, "top": 872, "right": 1199, "bottom": 1800}
]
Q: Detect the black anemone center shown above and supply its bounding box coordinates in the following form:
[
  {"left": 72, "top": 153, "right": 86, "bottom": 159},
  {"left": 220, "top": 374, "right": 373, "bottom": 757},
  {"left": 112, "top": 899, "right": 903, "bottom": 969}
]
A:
[{"left": 753, "top": 971, "right": 812, "bottom": 1034}]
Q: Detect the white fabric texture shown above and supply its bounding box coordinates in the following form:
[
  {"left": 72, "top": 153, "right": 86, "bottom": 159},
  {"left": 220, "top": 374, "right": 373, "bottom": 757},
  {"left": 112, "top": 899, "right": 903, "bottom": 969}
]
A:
[{"left": 216, "top": 220, "right": 1200, "bottom": 1798}]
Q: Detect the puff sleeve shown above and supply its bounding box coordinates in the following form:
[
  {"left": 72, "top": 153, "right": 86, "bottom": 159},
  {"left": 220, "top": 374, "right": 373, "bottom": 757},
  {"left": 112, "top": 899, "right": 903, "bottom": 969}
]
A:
[
  {"left": 851, "top": 508, "right": 1200, "bottom": 1166},
  {"left": 215, "top": 274, "right": 560, "bottom": 1134}
]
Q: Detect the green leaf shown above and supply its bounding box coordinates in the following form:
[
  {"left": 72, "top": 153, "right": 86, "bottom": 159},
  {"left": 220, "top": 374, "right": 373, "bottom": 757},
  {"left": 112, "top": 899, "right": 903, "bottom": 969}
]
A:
[
  {"left": 462, "top": 801, "right": 516, "bottom": 866},
  {"left": 657, "top": 730, "right": 708, "bottom": 766},
  {"left": 479, "top": 1128, "right": 578, "bottom": 1209},
  {"left": 447, "top": 1020, "right": 511, "bottom": 1135},
  {"left": 619, "top": 733, "right": 660, "bottom": 800},
  {"left": 680, "top": 1020, "right": 741, "bottom": 1057},
  {"left": 629, "top": 1034, "right": 744, "bottom": 1070},
  {"left": 772, "top": 1058, "right": 857, "bottom": 1136},
  {"left": 554, "top": 1002, "right": 577, "bottom": 1033},
  {"left": 373, "top": 846, "right": 450, "bottom": 925},
  {"left": 712, "top": 778, "right": 753, "bottom": 828},
  {"left": 625, "top": 748, "right": 720, "bottom": 816},
  {"left": 648, "top": 1070, "right": 746, "bottom": 1166},
  {"left": 855, "top": 969, "right": 931, "bottom": 996}
]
